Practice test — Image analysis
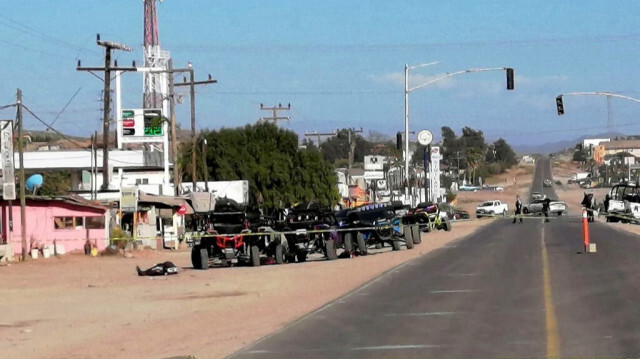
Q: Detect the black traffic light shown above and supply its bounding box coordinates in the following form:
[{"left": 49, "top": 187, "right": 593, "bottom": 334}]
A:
[
  {"left": 555, "top": 96, "right": 565, "bottom": 115},
  {"left": 506, "top": 68, "right": 514, "bottom": 90},
  {"left": 396, "top": 132, "right": 402, "bottom": 150}
]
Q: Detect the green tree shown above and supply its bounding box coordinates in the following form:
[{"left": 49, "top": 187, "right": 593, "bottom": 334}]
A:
[
  {"left": 38, "top": 170, "right": 71, "bottom": 196},
  {"left": 180, "top": 123, "right": 339, "bottom": 207}
]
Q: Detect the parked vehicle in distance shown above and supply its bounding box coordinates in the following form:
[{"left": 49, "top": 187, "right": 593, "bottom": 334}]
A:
[
  {"left": 281, "top": 202, "right": 339, "bottom": 262},
  {"left": 523, "top": 198, "right": 567, "bottom": 216},
  {"left": 543, "top": 179, "right": 552, "bottom": 187},
  {"left": 531, "top": 191, "right": 545, "bottom": 200},
  {"left": 414, "top": 202, "right": 452, "bottom": 232},
  {"left": 437, "top": 202, "right": 471, "bottom": 220},
  {"left": 568, "top": 172, "right": 591, "bottom": 184},
  {"left": 476, "top": 200, "right": 509, "bottom": 218}
]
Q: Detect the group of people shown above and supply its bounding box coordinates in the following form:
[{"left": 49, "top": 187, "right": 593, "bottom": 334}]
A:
[{"left": 512, "top": 195, "right": 552, "bottom": 224}]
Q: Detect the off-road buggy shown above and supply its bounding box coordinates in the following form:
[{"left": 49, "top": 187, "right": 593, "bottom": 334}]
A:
[
  {"left": 337, "top": 202, "right": 420, "bottom": 254},
  {"left": 191, "top": 198, "right": 285, "bottom": 269},
  {"left": 280, "top": 202, "right": 340, "bottom": 262},
  {"left": 414, "top": 202, "right": 452, "bottom": 232}
]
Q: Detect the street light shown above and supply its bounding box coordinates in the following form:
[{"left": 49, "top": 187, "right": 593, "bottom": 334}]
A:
[{"left": 404, "top": 64, "right": 515, "bottom": 206}]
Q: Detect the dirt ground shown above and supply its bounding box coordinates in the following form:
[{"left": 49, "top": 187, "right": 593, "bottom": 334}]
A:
[{"left": 7, "top": 159, "right": 632, "bottom": 359}]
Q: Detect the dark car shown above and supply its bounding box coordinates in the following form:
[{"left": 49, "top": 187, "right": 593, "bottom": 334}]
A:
[{"left": 280, "top": 202, "right": 339, "bottom": 262}]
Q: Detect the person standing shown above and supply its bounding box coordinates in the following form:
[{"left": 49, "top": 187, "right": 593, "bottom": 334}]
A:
[
  {"left": 542, "top": 197, "right": 551, "bottom": 222},
  {"left": 513, "top": 195, "right": 523, "bottom": 223}
]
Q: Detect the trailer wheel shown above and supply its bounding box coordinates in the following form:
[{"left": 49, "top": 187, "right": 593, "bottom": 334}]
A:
[
  {"left": 392, "top": 239, "right": 401, "bottom": 251},
  {"left": 411, "top": 224, "right": 421, "bottom": 244},
  {"left": 250, "top": 245, "right": 261, "bottom": 267},
  {"left": 356, "top": 232, "right": 367, "bottom": 254},
  {"left": 325, "top": 239, "right": 337, "bottom": 260},
  {"left": 274, "top": 244, "right": 285, "bottom": 264},
  {"left": 343, "top": 232, "right": 353, "bottom": 253},
  {"left": 444, "top": 218, "right": 452, "bottom": 232}
]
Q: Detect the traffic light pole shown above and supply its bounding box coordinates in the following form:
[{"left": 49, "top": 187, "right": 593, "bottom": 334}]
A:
[
  {"left": 404, "top": 64, "right": 514, "bottom": 206},
  {"left": 556, "top": 92, "right": 640, "bottom": 116}
]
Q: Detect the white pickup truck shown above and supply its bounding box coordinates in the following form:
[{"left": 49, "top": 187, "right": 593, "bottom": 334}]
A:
[{"left": 476, "top": 200, "right": 509, "bottom": 218}]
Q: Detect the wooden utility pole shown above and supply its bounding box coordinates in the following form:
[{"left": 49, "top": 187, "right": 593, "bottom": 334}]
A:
[
  {"left": 167, "top": 59, "right": 179, "bottom": 195},
  {"left": 304, "top": 130, "right": 337, "bottom": 147},
  {"left": 202, "top": 139, "right": 209, "bottom": 192},
  {"left": 173, "top": 65, "right": 217, "bottom": 190},
  {"left": 260, "top": 103, "right": 291, "bottom": 126},
  {"left": 16, "top": 89, "right": 26, "bottom": 261},
  {"left": 76, "top": 34, "right": 135, "bottom": 191}
]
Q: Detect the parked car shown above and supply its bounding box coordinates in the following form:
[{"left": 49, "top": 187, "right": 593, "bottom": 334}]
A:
[
  {"left": 531, "top": 191, "right": 545, "bottom": 200},
  {"left": 434, "top": 202, "right": 470, "bottom": 220},
  {"left": 543, "top": 179, "right": 552, "bottom": 187},
  {"left": 476, "top": 200, "right": 509, "bottom": 218},
  {"left": 280, "top": 202, "right": 340, "bottom": 262},
  {"left": 523, "top": 198, "right": 567, "bottom": 216}
]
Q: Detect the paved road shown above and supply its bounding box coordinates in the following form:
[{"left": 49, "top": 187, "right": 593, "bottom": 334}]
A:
[{"left": 230, "top": 158, "right": 640, "bottom": 358}]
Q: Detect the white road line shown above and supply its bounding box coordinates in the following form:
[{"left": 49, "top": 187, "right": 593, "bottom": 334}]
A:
[
  {"left": 351, "top": 344, "right": 441, "bottom": 351},
  {"left": 447, "top": 273, "right": 482, "bottom": 276},
  {"left": 430, "top": 289, "right": 481, "bottom": 294},
  {"left": 384, "top": 311, "right": 457, "bottom": 317}
]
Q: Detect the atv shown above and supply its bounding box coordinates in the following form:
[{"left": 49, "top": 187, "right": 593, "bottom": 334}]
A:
[
  {"left": 191, "top": 198, "right": 284, "bottom": 269},
  {"left": 339, "top": 202, "right": 419, "bottom": 254},
  {"left": 280, "top": 202, "right": 340, "bottom": 262},
  {"left": 414, "top": 202, "right": 452, "bottom": 232}
]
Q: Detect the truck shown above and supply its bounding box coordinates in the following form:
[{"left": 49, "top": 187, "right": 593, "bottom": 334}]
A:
[
  {"left": 568, "top": 172, "right": 591, "bottom": 184},
  {"left": 475, "top": 200, "right": 509, "bottom": 218}
]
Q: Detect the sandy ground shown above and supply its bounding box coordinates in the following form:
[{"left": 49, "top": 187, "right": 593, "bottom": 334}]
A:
[{"left": 0, "top": 162, "right": 575, "bottom": 359}]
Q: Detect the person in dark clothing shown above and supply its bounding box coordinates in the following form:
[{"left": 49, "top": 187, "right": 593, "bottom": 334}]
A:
[
  {"left": 542, "top": 197, "right": 551, "bottom": 222},
  {"left": 604, "top": 193, "right": 611, "bottom": 213},
  {"left": 513, "top": 195, "right": 523, "bottom": 223}
]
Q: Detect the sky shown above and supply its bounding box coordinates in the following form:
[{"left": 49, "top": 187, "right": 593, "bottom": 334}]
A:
[{"left": 1, "top": 0, "right": 640, "bottom": 147}]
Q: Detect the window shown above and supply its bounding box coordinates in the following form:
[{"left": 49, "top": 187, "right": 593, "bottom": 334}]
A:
[
  {"left": 54, "top": 217, "right": 75, "bottom": 229},
  {"left": 135, "top": 178, "right": 149, "bottom": 185},
  {"left": 54, "top": 216, "right": 105, "bottom": 230},
  {"left": 85, "top": 216, "right": 105, "bottom": 229}
]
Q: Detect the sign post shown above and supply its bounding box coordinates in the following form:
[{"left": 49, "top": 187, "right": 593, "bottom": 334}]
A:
[{"left": 0, "top": 120, "right": 16, "bottom": 200}]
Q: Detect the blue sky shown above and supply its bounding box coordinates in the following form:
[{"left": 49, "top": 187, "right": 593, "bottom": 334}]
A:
[{"left": 2, "top": 0, "right": 640, "bottom": 146}]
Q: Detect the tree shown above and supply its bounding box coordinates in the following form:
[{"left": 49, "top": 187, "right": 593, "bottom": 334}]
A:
[
  {"left": 320, "top": 129, "right": 372, "bottom": 166},
  {"left": 179, "top": 123, "right": 339, "bottom": 207},
  {"left": 38, "top": 170, "right": 71, "bottom": 196}
]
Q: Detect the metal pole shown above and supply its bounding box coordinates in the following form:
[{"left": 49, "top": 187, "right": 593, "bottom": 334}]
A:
[
  {"left": 189, "top": 68, "right": 197, "bottom": 190},
  {"left": 404, "top": 64, "right": 410, "bottom": 206},
  {"left": 202, "top": 138, "right": 209, "bottom": 192},
  {"left": 168, "top": 60, "right": 179, "bottom": 195},
  {"left": 16, "top": 89, "right": 26, "bottom": 261}
]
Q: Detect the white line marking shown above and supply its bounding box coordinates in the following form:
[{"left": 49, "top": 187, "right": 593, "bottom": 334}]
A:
[
  {"left": 351, "top": 344, "right": 441, "bottom": 351},
  {"left": 447, "top": 273, "right": 482, "bottom": 277},
  {"left": 430, "top": 289, "right": 481, "bottom": 294},
  {"left": 385, "top": 311, "right": 457, "bottom": 317}
]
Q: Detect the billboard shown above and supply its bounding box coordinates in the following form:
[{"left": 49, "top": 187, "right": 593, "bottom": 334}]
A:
[
  {"left": 0, "top": 120, "right": 15, "bottom": 200},
  {"left": 120, "top": 187, "right": 139, "bottom": 213},
  {"left": 119, "top": 109, "right": 165, "bottom": 143}
]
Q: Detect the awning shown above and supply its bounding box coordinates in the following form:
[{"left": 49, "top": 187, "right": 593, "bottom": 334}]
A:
[{"left": 138, "top": 192, "right": 194, "bottom": 214}]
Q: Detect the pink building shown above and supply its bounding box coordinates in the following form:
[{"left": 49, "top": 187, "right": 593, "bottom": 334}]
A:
[{"left": 0, "top": 196, "right": 109, "bottom": 257}]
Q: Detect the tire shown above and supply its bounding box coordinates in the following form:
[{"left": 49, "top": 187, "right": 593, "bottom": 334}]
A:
[
  {"left": 274, "top": 244, "right": 285, "bottom": 264},
  {"left": 411, "top": 224, "right": 421, "bottom": 244},
  {"left": 523, "top": 208, "right": 529, "bottom": 214},
  {"left": 392, "top": 239, "right": 401, "bottom": 251},
  {"left": 325, "top": 239, "right": 337, "bottom": 260},
  {"left": 557, "top": 212, "right": 562, "bottom": 216},
  {"left": 296, "top": 251, "right": 307, "bottom": 263},
  {"left": 443, "top": 219, "right": 452, "bottom": 232},
  {"left": 404, "top": 226, "right": 414, "bottom": 249},
  {"left": 343, "top": 232, "right": 353, "bottom": 253},
  {"left": 191, "top": 245, "right": 208, "bottom": 270},
  {"left": 356, "top": 232, "right": 367, "bottom": 254},
  {"left": 250, "top": 245, "right": 260, "bottom": 267},
  {"left": 374, "top": 243, "right": 382, "bottom": 249}
]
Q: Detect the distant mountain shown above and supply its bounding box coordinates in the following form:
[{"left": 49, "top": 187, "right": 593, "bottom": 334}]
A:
[{"left": 513, "top": 131, "right": 629, "bottom": 155}]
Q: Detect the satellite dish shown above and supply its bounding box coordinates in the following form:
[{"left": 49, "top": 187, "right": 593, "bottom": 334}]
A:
[
  {"left": 417, "top": 130, "right": 433, "bottom": 146},
  {"left": 26, "top": 174, "right": 44, "bottom": 192}
]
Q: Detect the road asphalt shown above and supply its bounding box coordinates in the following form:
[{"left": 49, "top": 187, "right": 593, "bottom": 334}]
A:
[{"left": 230, "top": 158, "right": 640, "bottom": 359}]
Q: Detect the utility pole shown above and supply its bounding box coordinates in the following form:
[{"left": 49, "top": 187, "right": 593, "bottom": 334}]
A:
[
  {"left": 202, "top": 139, "right": 209, "bottom": 192},
  {"left": 303, "top": 130, "right": 337, "bottom": 147},
  {"left": 173, "top": 64, "right": 217, "bottom": 190},
  {"left": 346, "top": 127, "right": 364, "bottom": 170},
  {"left": 167, "top": 59, "right": 179, "bottom": 195},
  {"left": 77, "top": 34, "right": 135, "bottom": 191},
  {"left": 16, "top": 89, "right": 26, "bottom": 261},
  {"left": 260, "top": 103, "right": 291, "bottom": 126}
]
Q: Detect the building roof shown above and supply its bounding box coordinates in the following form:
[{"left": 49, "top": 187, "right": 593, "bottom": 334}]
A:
[
  {"left": 138, "top": 192, "right": 194, "bottom": 214},
  {"left": 23, "top": 194, "right": 109, "bottom": 211},
  {"left": 603, "top": 140, "right": 640, "bottom": 150}
]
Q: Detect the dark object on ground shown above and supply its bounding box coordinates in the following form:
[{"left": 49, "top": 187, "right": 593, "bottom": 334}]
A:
[{"left": 136, "top": 261, "right": 179, "bottom": 276}]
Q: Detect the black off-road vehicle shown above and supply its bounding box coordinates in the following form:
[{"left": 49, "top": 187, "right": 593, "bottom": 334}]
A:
[
  {"left": 280, "top": 202, "right": 340, "bottom": 262},
  {"left": 191, "top": 198, "right": 286, "bottom": 269}
]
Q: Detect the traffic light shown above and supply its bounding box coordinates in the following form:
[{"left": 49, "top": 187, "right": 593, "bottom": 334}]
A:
[
  {"left": 555, "top": 96, "right": 565, "bottom": 115},
  {"left": 396, "top": 132, "right": 402, "bottom": 150},
  {"left": 506, "top": 68, "right": 514, "bottom": 90}
]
